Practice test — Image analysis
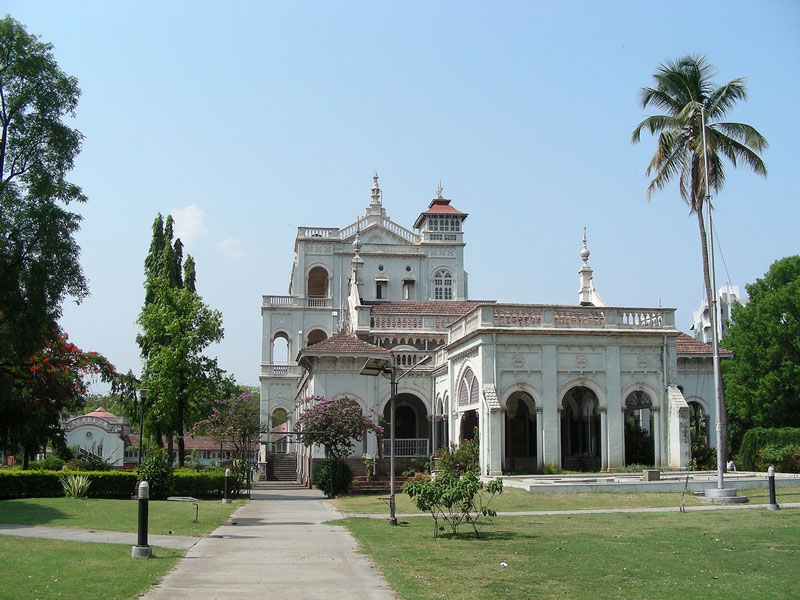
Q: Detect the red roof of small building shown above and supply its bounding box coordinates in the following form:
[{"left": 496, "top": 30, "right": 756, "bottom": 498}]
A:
[
  {"left": 413, "top": 197, "right": 468, "bottom": 228},
  {"left": 86, "top": 407, "right": 116, "bottom": 419},
  {"left": 300, "top": 332, "right": 390, "bottom": 356},
  {"left": 676, "top": 333, "right": 732, "bottom": 357}
]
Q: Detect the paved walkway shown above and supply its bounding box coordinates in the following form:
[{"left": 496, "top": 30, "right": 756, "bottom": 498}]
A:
[{"left": 140, "top": 483, "right": 396, "bottom": 600}]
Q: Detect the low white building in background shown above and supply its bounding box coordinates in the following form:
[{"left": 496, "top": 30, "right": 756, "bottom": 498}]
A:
[
  {"left": 63, "top": 407, "right": 128, "bottom": 467},
  {"left": 260, "top": 175, "right": 721, "bottom": 480}
]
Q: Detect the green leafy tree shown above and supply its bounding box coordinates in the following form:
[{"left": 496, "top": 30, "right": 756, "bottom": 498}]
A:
[
  {"left": 722, "top": 256, "right": 800, "bottom": 450},
  {"left": 138, "top": 277, "right": 225, "bottom": 467},
  {"left": 193, "top": 391, "right": 260, "bottom": 465},
  {"left": 0, "top": 17, "right": 92, "bottom": 458},
  {"left": 632, "top": 54, "right": 768, "bottom": 465},
  {"left": 295, "top": 395, "right": 382, "bottom": 460}
]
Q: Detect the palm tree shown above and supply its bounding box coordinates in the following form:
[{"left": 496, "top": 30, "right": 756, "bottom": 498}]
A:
[{"left": 632, "top": 54, "right": 767, "bottom": 468}]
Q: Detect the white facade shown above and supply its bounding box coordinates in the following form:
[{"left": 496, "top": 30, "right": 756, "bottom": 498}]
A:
[
  {"left": 261, "top": 175, "right": 718, "bottom": 478},
  {"left": 63, "top": 408, "right": 128, "bottom": 467},
  {"left": 690, "top": 285, "right": 746, "bottom": 343}
]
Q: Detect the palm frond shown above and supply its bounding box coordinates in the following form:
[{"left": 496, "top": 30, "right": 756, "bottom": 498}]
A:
[
  {"left": 632, "top": 115, "right": 682, "bottom": 142},
  {"left": 713, "top": 122, "right": 768, "bottom": 152},
  {"left": 707, "top": 79, "right": 748, "bottom": 119},
  {"left": 711, "top": 130, "right": 768, "bottom": 178}
]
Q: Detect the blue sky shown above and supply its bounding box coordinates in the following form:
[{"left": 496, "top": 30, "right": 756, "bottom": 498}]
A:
[{"left": 6, "top": 1, "right": 799, "bottom": 391}]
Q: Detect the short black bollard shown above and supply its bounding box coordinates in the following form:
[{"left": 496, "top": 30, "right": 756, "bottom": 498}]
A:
[
  {"left": 131, "top": 481, "right": 151, "bottom": 558},
  {"left": 222, "top": 467, "right": 231, "bottom": 504},
  {"left": 767, "top": 465, "right": 780, "bottom": 511}
]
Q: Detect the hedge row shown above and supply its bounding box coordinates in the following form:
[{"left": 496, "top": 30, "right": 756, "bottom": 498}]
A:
[
  {"left": 739, "top": 427, "right": 800, "bottom": 473},
  {"left": 0, "top": 470, "right": 228, "bottom": 499}
]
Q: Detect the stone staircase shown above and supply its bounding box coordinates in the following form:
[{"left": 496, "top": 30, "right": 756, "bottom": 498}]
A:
[{"left": 268, "top": 453, "right": 298, "bottom": 482}]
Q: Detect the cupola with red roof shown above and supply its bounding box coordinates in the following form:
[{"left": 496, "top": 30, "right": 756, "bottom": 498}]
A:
[{"left": 413, "top": 182, "right": 468, "bottom": 237}]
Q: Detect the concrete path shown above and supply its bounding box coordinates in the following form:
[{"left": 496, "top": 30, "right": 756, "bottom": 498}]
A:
[
  {"left": 0, "top": 522, "right": 198, "bottom": 550},
  {"left": 140, "top": 482, "right": 397, "bottom": 600}
]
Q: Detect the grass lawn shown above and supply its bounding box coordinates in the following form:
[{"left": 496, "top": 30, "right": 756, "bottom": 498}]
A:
[
  {"left": 0, "top": 497, "right": 246, "bottom": 536},
  {"left": 338, "top": 509, "right": 800, "bottom": 600},
  {"left": 332, "top": 486, "right": 800, "bottom": 515},
  {"left": 0, "top": 536, "right": 182, "bottom": 600}
]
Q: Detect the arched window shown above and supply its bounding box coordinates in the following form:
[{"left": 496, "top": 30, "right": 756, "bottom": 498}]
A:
[
  {"left": 433, "top": 269, "right": 453, "bottom": 300},
  {"left": 307, "top": 266, "right": 328, "bottom": 298}
]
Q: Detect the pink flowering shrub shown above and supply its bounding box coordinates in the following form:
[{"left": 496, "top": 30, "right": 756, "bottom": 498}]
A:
[{"left": 295, "top": 396, "right": 382, "bottom": 460}]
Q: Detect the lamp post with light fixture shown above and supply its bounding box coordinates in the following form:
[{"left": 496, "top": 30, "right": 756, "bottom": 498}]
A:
[{"left": 360, "top": 354, "right": 431, "bottom": 525}]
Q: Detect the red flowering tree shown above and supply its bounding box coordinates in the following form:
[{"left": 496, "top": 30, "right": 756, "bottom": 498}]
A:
[
  {"left": 2, "top": 329, "right": 118, "bottom": 468},
  {"left": 295, "top": 395, "right": 382, "bottom": 460}
]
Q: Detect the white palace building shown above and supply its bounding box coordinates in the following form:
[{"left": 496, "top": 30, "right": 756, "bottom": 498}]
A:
[{"left": 259, "top": 174, "right": 717, "bottom": 480}]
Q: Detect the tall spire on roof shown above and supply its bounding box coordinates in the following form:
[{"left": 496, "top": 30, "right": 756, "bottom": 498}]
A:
[
  {"left": 370, "top": 171, "right": 381, "bottom": 206},
  {"left": 578, "top": 229, "right": 606, "bottom": 307}
]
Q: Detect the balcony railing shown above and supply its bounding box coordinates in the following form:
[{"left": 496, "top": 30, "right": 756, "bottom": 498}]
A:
[
  {"left": 261, "top": 363, "right": 301, "bottom": 377},
  {"left": 447, "top": 304, "right": 675, "bottom": 344},
  {"left": 262, "top": 295, "right": 332, "bottom": 309},
  {"left": 383, "top": 438, "right": 429, "bottom": 457}
]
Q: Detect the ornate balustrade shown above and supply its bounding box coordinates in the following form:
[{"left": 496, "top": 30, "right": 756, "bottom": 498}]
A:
[
  {"left": 261, "top": 363, "right": 301, "bottom": 377},
  {"left": 448, "top": 304, "right": 675, "bottom": 344},
  {"left": 262, "top": 296, "right": 332, "bottom": 309},
  {"left": 390, "top": 351, "right": 434, "bottom": 369},
  {"left": 383, "top": 438, "right": 429, "bottom": 457}
]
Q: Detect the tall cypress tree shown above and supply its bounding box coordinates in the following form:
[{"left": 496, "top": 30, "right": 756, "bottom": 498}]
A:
[{"left": 137, "top": 213, "right": 225, "bottom": 466}]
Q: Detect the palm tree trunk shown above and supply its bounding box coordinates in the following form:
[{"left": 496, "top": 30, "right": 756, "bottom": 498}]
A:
[{"left": 696, "top": 206, "right": 729, "bottom": 470}]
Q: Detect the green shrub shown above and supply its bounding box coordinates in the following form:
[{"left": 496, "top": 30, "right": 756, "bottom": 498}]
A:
[
  {"left": 137, "top": 448, "right": 174, "bottom": 499},
  {"left": 83, "top": 471, "right": 137, "bottom": 498},
  {"left": 0, "top": 471, "right": 63, "bottom": 498},
  {"left": 691, "top": 439, "right": 716, "bottom": 471},
  {"left": 172, "top": 469, "right": 226, "bottom": 498},
  {"left": 60, "top": 474, "right": 91, "bottom": 499},
  {"left": 29, "top": 455, "right": 65, "bottom": 471},
  {"left": 754, "top": 444, "right": 800, "bottom": 473},
  {"left": 436, "top": 439, "right": 479, "bottom": 477},
  {"left": 312, "top": 459, "right": 353, "bottom": 495},
  {"left": 739, "top": 428, "right": 800, "bottom": 472},
  {"left": 403, "top": 471, "right": 503, "bottom": 539}
]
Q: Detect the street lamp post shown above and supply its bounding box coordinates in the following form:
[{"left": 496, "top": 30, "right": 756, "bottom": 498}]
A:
[
  {"left": 360, "top": 354, "right": 431, "bottom": 525},
  {"left": 137, "top": 388, "right": 148, "bottom": 469}
]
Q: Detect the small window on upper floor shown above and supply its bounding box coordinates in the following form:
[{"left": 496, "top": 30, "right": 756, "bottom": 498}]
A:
[{"left": 376, "top": 280, "right": 387, "bottom": 299}]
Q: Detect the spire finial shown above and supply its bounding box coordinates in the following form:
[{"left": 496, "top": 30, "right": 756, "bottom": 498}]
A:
[
  {"left": 436, "top": 179, "right": 444, "bottom": 198},
  {"left": 580, "top": 227, "right": 590, "bottom": 262},
  {"left": 370, "top": 172, "right": 381, "bottom": 205}
]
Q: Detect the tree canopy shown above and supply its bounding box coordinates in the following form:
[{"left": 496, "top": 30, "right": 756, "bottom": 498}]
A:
[
  {"left": 0, "top": 17, "right": 108, "bottom": 465},
  {"left": 136, "top": 213, "right": 227, "bottom": 467},
  {"left": 296, "top": 396, "right": 382, "bottom": 460},
  {"left": 723, "top": 256, "right": 800, "bottom": 447}
]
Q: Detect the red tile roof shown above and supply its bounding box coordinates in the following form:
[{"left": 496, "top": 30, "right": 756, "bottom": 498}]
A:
[
  {"left": 300, "top": 332, "right": 390, "bottom": 356},
  {"left": 86, "top": 407, "right": 117, "bottom": 419},
  {"left": 413, "top": 197, "right": 467, "bottom": 228},
  {"left": 676, "top": 333, "right": 732, "bottom": 356},
  {"left": 369, "top": 301, "right": 491, "bottom": 316}
]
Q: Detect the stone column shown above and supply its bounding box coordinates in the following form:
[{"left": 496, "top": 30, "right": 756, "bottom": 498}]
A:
[
  {"left": 541, "top": 344, "right": 559, "bottom": 466},
  {"left": 535, "top": 407, "right": 544, "bottom": 469},
  {"left": 599, "top": 406, "right": 608, "bottom": 471},
  {"left": 605, "top": 345, "right": 624, "bottom": 468},
  {"left": 652, "top": 407, "right": 661, "bottom": 467}
]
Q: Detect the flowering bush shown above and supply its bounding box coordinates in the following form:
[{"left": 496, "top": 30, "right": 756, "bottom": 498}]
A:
[{"left": 295, "top": 396, "right": 382, "bottom": 460}]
